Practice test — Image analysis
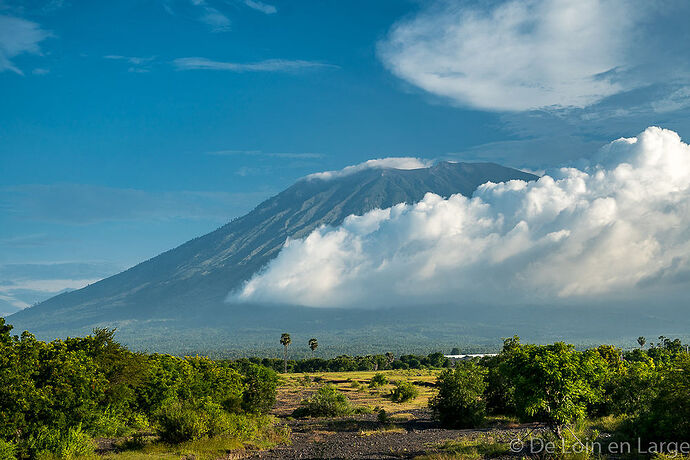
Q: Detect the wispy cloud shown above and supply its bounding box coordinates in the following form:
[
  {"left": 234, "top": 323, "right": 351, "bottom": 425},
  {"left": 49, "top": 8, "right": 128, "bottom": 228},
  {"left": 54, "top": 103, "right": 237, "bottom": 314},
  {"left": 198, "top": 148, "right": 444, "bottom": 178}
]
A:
[
  {"left": 173, "top": 57, "right": 338, "bottom": 73},
  {"left": 103, "top": 54, "right": 156, "bottom": 73},
  {"left": 0, "top": 261, "right": 120, "bottom": 315},
  {"left": 0, "top": 15, "right": 51, "bottom": 75},
  {"left": 243, "top": 0, "right": 276, "bottom": 14},
  {"left": 207, "top": 149, "right": 325, "bottom": 159},
  {"left": 163, "top": 0, "right": 231, "bottom": 32},
  {"left": 197, "top": 4, "right": 231, "bottom": 32}
]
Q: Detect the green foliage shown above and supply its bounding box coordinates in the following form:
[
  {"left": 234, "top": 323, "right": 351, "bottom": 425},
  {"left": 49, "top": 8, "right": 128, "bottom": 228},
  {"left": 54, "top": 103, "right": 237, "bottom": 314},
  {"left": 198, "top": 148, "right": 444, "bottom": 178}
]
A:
[
  {"left": 430, "top": 362, "right": 487, "bottom": 428},
  {"left": 26, "top": 424, "right": 94, "bottom": 460},
  {"left": 254, "top": 351, "right": 451, "bottom": 374},
  {"left": 500, "top": 341, "right": 601, "bottom": 432},
  {"left": 241, "top": 364, "right": 278, "bottom": 414},
  {"left": 389, "top": 381, "right": 419, "bottom": 403},
  {"left": 294, "top": 384, "right": 353, "bottom": 417},
  {"left": 632, "top": 353, "right": 690, "bottom": 442},
  {"left": 369, "top": 373, "right": 388, "bottom": 388},
  {"left": 0, "top": 323, "right": 278, "bottom": 458},
  {"left": 0, "top": 439, "right": 17, "bottom": 460},
  {"left": 377, "top": 408, "right": 389, "bottom": 424}
]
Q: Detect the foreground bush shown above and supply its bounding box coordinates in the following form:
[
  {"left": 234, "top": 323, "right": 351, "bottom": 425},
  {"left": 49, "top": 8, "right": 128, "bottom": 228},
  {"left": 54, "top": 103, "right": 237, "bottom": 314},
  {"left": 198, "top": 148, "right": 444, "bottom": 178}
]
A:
[
  {"left": 25, "top": 424, "right": 95, "bottom": 459},
  {"left": 389, "top": 381, "right": 419, "bottom": 403},
  {"left": 430, "top": 362, "right": 487, "bottom": 428},
  {"left": 632, "top": 354, "right": 690, "bottom": 442},
  {"left": 293, "top": 384, "right": 353, "bottom": 417},
  {"left": 0, "top": 319, "right": 279, "bottom": 458},
  {"left": 0, "top": 440, "right": 17, "bottom": 460}
]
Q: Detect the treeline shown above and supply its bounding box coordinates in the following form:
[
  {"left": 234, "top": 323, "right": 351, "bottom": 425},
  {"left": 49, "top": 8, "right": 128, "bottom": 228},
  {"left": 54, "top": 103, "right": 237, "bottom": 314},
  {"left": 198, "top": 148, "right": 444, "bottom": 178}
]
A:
[
  {"left": 0, "top": 319, "right": 280, "bottom": 459},
  {"left": 228, "top": 351, "right": 452, "bottom": 373},
  {"left": 432, "top": 335, "right": 690, "bottom": 445}
]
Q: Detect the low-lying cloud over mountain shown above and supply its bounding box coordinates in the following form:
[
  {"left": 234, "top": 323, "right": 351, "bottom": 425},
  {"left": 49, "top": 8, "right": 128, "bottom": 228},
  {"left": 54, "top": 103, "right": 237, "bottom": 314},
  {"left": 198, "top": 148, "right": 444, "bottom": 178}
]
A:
[
  {"left": 237, "top": 127, "right": 690, "bottom": 308},
  {"left": 305, "top": 157, "right": 433, "bottom": 181}
]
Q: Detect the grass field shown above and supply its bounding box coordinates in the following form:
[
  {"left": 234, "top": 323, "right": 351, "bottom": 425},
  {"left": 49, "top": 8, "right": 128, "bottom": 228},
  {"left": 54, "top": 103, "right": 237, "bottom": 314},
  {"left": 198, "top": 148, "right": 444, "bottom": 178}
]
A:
[{"left": 276, "top": 369, "right": 442, "bottom": 416}]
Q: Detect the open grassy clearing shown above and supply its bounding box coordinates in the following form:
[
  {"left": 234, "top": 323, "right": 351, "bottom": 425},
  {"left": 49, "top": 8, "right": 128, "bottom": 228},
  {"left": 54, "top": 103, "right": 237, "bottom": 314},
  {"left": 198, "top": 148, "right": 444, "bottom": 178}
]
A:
[{"left": 276, "top": 369, "right": 441, "bottom": 416}]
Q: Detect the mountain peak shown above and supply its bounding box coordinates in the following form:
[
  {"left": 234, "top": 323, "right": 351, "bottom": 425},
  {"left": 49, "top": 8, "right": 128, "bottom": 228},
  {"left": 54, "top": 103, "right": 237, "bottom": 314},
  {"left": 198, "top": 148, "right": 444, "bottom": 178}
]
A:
[{"left": 9, "top": 161, "right": 538, "bottom": 344}]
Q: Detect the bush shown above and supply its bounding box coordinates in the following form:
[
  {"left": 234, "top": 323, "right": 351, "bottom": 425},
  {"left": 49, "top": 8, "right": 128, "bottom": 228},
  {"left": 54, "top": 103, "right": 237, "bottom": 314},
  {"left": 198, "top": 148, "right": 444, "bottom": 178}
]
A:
[
  {"left": 389, "top": 381, "right": 419, "bottom": 403},
  {"left": 293, "top": 384, "right": 353, "bottom": 417},
  {"left": 430, "top": 362, "right": 487, "bottom": 428},
  {"left": 377, "top": 409, "right": 389, "bottom": 424},
  {"left": 0, "top": 439, "right": 16, "bottom": 460},
  {"left": 632, "top": 354, "right": 690, "bottom": 442},
  {"left": 26, "top": 424, "right": 95, "bottom": 460},
  {"left": 155, "top": 399, "right": 206, "bottom": 443},
  {"left": 369, "top": 373, "right": 388, "bottom": 388},
  {"left": 241, "top": 364, "right": 278, "bottom": 414}
]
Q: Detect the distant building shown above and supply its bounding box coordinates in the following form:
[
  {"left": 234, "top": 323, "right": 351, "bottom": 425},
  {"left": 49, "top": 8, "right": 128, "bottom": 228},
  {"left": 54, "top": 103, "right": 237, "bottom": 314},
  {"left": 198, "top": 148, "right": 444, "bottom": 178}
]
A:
[{"left": 444, "top": 353, "right": 497, "bottom": 363}]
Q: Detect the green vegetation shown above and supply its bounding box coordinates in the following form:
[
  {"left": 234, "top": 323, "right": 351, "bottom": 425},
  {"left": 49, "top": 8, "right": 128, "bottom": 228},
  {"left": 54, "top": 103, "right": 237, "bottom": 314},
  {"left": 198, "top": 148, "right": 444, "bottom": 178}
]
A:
[
  {"left": 389, "top": 381, "right": 419, "bottom": 403},
  {"left": 368, "top": 373, "right": 389, "bottom": 388},
  {"left": 236, "top": 351, "right": 453, "bottom": 374},
  {"left": 293, "top": 384, "right": 354, "bottom": 417},
  {"left": 430, "top": 361, "right": 487, "bottom": 428},
  {"left": 428, "top": 334, "right": 690, "bottom": 454},
  {"left": 308, "top": 338, "right": 318, "bottom": 357},
  {"left": 0, "top": 319, "right": 284, "bottom": 459}
]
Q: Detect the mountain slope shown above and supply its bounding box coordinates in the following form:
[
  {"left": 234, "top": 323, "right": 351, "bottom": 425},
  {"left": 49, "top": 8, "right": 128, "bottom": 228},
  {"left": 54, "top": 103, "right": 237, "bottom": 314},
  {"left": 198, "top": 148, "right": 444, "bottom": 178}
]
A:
[{"left": 9, "top": 162, "right": 538, "bottom": 337}]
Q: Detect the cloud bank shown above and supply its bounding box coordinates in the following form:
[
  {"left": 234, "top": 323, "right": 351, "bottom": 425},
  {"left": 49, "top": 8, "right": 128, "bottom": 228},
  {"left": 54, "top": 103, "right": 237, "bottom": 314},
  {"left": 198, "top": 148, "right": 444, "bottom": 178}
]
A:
[
  {"left": 378, "top": 0, "right": 690, "bottom": 111},
  {"left": 235, "top": 127, "right": 690, "bottom": 308},
  {"left": 305, "top": 157, "right": 433, "bottom": 181}
]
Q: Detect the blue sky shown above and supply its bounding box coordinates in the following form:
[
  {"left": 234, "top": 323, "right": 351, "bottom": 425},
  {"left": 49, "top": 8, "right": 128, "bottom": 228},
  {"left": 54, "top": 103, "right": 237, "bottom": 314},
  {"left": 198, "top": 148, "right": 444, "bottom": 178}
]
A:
[{"left": 2, "top": 0, "right": 690, "bottom": 315}]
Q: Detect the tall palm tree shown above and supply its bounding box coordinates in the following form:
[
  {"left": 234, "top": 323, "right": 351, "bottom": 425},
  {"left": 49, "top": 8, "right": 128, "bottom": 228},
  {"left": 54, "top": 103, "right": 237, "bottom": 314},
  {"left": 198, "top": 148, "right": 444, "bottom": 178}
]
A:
[
  {"left": 637, "top": 336, "right": 646, "bottom": 349},
  {"left": 280, "top": 333, "right": 291, "bottom": 373},
  {"left": 308, "top": 338, "right": 318, "bottom": 357}
]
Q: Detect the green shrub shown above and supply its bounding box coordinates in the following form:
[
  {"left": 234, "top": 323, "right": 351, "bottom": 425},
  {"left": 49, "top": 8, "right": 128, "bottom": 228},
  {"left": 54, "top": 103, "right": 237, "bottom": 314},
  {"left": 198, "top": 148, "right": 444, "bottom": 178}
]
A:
[
  {"left": 369, "top": 373, "right": 388, "bottom": 388},
  {"left": 632, "top": 354, "right": 690, "bottom": 442},
  {"left": 27, "top": 424, "right": 95, "bottom": 460},
  {"left": 88, "top": 407, "right": 131, "bottom": 437},
  {"left": 241, "top": 364, "right": 278, "bottom": 414},
  {"left": 0, "top": 439, "right": 17, "bottom": 460},
  {"left": 293, "top": 384, "right": 353, "bottom": 417},
  {"left": 389, "top": 381, "right": 419, "bottom": 403},
  {"left": 430, "top": 362, "right": 487, "bottom": 428},
  {"left": 155, "top": 399, "right": 206, "bottom": 443},
  {"left": 377, "top": 408, "right": 389, "bottom": 424}
]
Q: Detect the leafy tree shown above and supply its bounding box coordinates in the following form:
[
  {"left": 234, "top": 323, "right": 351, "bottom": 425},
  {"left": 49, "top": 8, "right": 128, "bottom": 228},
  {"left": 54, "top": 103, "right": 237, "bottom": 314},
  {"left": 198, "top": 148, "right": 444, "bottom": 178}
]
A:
[
  {"left": 632, "top": 353, "right": 690, "bottom": 442},
  {"left": 450, "top": 347, "right": 460, "bottom": 355},
  {"left": 500, "top": 341, "right": 600, "bottom": 437},
  {"left": 430, "top": 361, "right": 487, "bottom": 428},
  {"left": 637, "top": 336, "right": 646, "bottom": 349},
  {"left": 279, "top": 333, "right": 291, "bottom": 373},
  {"left": 308, "top": 338, "right": 318, "bottom": 357}
]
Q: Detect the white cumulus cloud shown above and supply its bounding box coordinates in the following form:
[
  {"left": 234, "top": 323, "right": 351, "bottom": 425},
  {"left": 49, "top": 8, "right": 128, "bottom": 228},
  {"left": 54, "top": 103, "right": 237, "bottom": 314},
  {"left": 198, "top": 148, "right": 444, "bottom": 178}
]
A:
[
  {"left": 234, "top": 127, "right": 690, "bottom": 308},
  {"left": 305, "top": 157, "right": 433, "bottom": 181},
  {"left": 378, "top": 0, "right": 689, "bottom": 111}
]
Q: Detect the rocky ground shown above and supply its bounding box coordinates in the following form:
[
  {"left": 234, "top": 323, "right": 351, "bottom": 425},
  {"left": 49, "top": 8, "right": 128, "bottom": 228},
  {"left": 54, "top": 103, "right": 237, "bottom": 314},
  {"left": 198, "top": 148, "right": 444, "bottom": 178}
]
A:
[{"left": 244, "top": 409, "right": 542, "bottom": 460}]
